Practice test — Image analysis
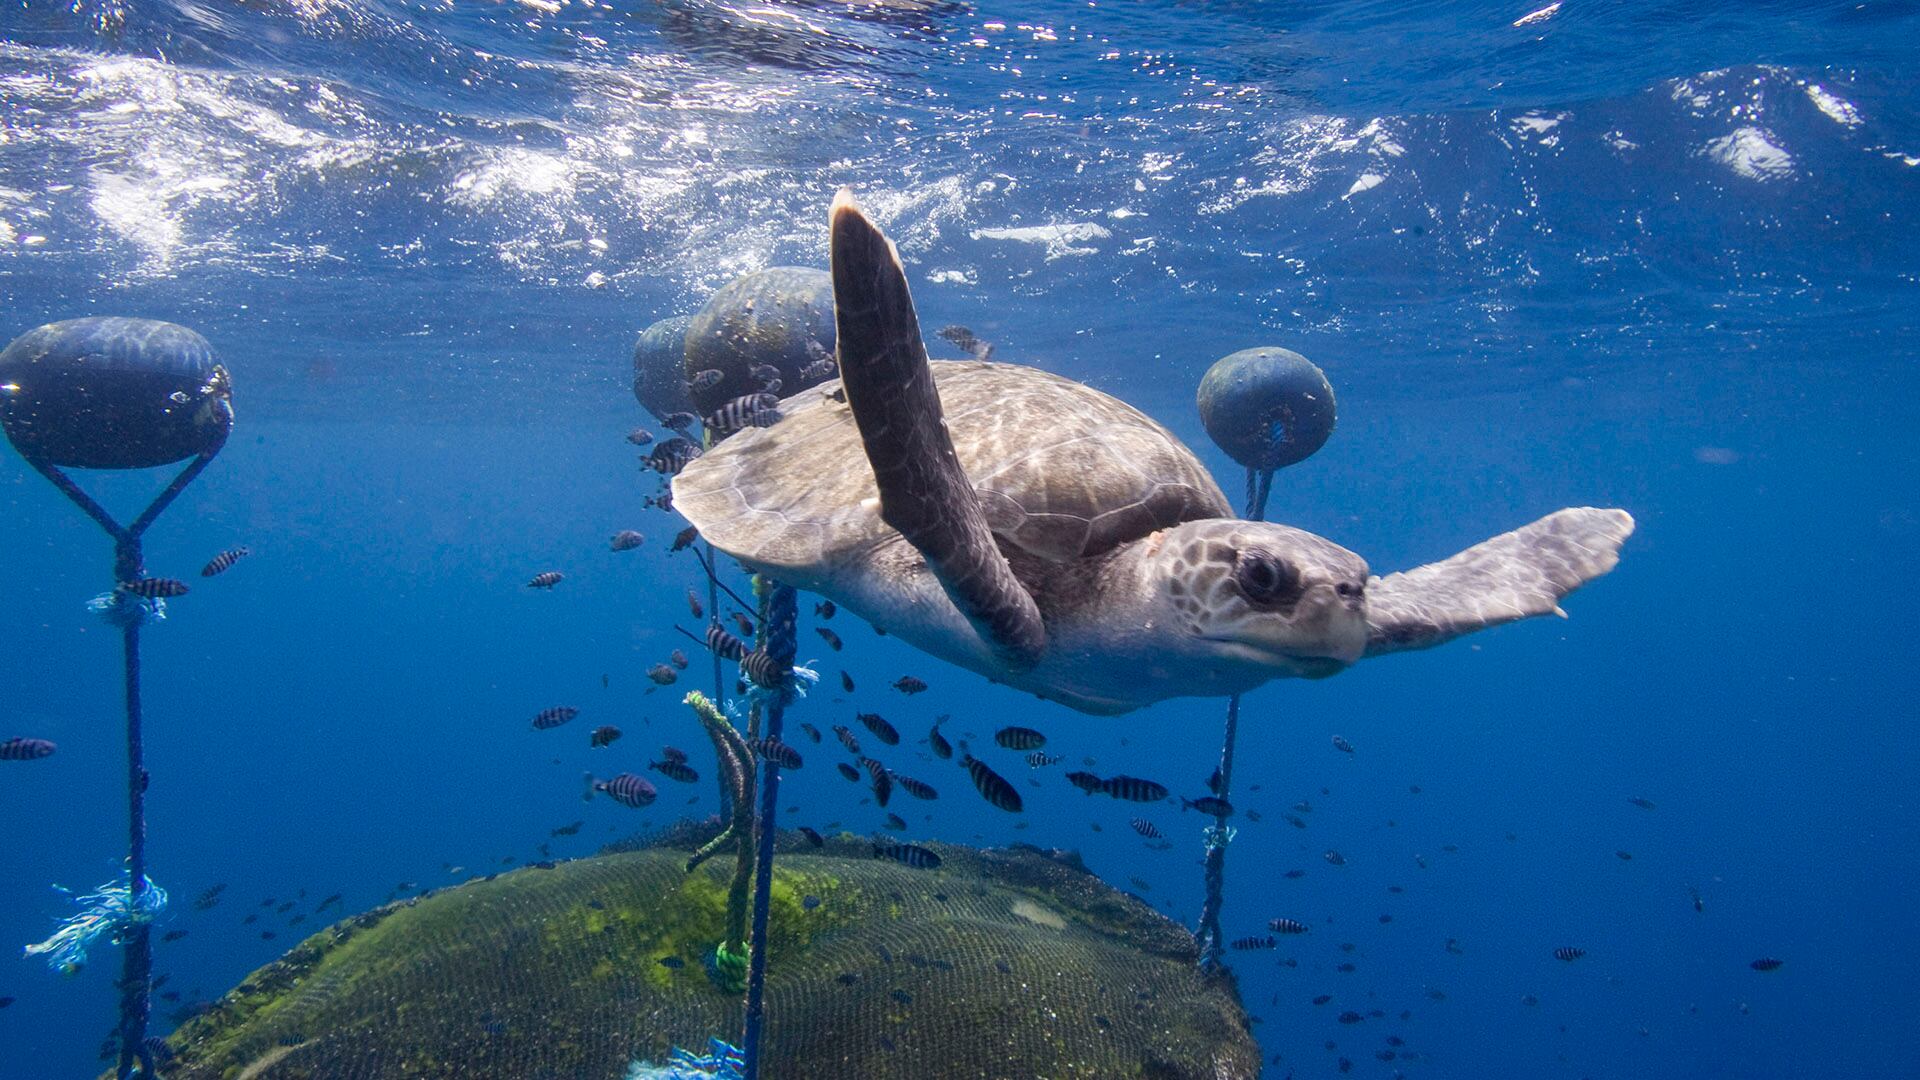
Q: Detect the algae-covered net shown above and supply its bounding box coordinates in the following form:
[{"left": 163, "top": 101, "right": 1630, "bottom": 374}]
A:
[{"left": 157, "top": 828, "right": 1258, "bottom": 1079}]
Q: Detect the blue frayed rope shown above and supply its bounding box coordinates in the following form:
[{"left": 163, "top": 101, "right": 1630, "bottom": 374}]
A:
[
  {"left": 23, "top": 874, "right": 167, "bottom": 976},
  {"left": 723, "top": 660, "right": 818, "bottom": 722},
  {"left": 1202, "top": 824, "right": 1237, "bottom": 853},
  {"left": 88, "top": 590, "right": 165, "bottom": 628},
  {"left": 624, "top": 1037, "right": 746, "bottom": 1079}
]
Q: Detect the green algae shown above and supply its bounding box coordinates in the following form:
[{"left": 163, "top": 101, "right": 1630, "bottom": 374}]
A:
[{"left": 151, "top": 839, "right": 1257, "bottom": 1079}]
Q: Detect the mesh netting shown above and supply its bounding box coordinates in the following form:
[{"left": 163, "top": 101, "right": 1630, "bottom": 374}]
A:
[{"left": 155, "top": 831, "right": 1257, "bottom": 1079}]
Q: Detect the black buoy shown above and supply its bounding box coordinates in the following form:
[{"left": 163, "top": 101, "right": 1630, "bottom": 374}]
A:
[
  {"left": 0, "top": 317, "right": 231, "bottom": 470},
  {"left": 2, "top": 316, "right": 231, "bottom": 1080},
  {"left": 1190, "top": 344, "right": 1335, "bottom": 976},
  {"left": 683, "top": 267, "right": 836, "bottom": 414},
  {"left": 1195, "top": 346, "right": 1336, "bottom": 473},
  {"left": 632, "top": 314, "right": 697, "bottom": 422}
]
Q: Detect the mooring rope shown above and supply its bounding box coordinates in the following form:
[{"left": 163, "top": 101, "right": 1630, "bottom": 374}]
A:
[
  {"left": 1196, "top": 465, "right": 1274, "bottom": 972},
  {"left": 17, "top": 446, "right": 221, "bottom": 1079},
  {"left": 738, "top": 581, "right": 797, "bottom": 1080}
]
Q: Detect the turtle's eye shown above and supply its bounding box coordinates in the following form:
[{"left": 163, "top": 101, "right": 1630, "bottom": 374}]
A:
[{"left": 1232, "top": 548, "right": 1303, "bottom": 608}]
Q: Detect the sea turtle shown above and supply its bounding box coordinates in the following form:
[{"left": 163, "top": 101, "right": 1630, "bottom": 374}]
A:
[{"left": 671, "top": 192, "right": 1634, "bottom": 715}]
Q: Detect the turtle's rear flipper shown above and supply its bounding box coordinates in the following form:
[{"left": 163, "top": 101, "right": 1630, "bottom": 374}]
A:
[
  {"left": 1362, "top": 507, "right": 1634, "bottom": 657},
  {"left": 829, "top": 190, "right": 1047, "bottom": 669}
]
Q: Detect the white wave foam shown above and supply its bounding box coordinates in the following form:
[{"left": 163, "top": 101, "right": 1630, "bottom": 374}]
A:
[
  {"left": 1803, "top": 84, "right": 1862, "bottom": 127},
  {"left": 1704, "top": 127, "right": 1792, "bottom": 181},
  {"left": 1512, "top": 2, "right": 1561, "bottom": 28},
  {"left": 970, "top": 222, "right": 1111, "bottom": 257}
]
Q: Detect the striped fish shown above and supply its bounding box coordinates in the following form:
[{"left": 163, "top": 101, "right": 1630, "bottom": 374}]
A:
[
  {"left": 1066, "top": 771, "right": 1104, "bottom": 794},
  {"left": 752, "top": 737, "right": 803, "bottom": 770},
  {"left": 589, "top": 725, "right": 621, "bottom": 748},
  {"left": 860, "top": 756, "right": 892, "bottom": 808},
  {"left": 687, "top": 369, "right": 724, "bottom": 391},
  {"left": 1750, "top": 957, "right": 1783, "bottom": 972},
  {"left": 1098, "top": 775, "right": 1169, "bottom": 803},
  {"left": 609, "top": 530, "right": 645, "bottom": 552},
  {"left": 1182, "top": 795, "right": 1234, "bottom": 817},
  {"left": 742, "top": 650, "right": 787, "bottom": 689},
  {"left": 836, "top": 762, "right": 861, "bottom": 782},
  {"left": 894, "top": 775, "right": 939, "bottom": 801},
  {"left": 815, "top": 627, "right": 843, "bottom": 651},
  {"left": 659, "top": 411, "right": 699, "bottom": 434},
  {"left": 530, "top": 706, "right": 579, "bottom": 730},
  {"left": 832, "top": 724, "right": 861, "bottom": 755},
  {"left": 644, "top": 438, "right": 701, "bottom": 476},
  {"left": 669, "top": 649, "right": 689, "bottom": 670},
  {"left": 1553, "top": 946, "right": 1586, "bottom": 962},
  {"left": 526, "top": 571, "right": 564, "bottom": 589},
  {"left": 1269, "top": 918, "right": 1309, "bottom": 935},
  {"left": 199, "top": 547, "right": 250, "bottom": 577},
  {"left": 815, "top": 600, "right": 836, "bottom": 619},
  {"left": 650, "top": 758, "right": 699, "bottom": 783},
  {"left": 1230, "top": 935, "right": 1276, "bottom": 951},
  {"left": 891, "top": 675, "right": 928, "bottom": 695},
  {"left": 856, "top": 712, "right": 900, "bottom": 746},
  {"left": 705, "top": 393, "right": 781, "bottom": 437},
  {"left": 1332, "top": 734, "right": 1355, "bottom": 754},
  {"left": 1128, "top": 818, "right": 1162, "bottom": 840},
  {"left": 884, "top": 812, "right": 908, "bottom": 831},
  {"left": 797, "top": 722, "right": 822, "bottom": 744},
  {"left": 119, "top": 577, "right": 190, "bottom": 598},
  {"left": 1025, "top": 752, "right": 1063, "bottom": 768},
  {"left": 0, "top": 737, "right": 56, "bottom": 761},
  {"left": 960, "top": 754, "right": 1023, "bottom": 813},
  {"left": 872, "top": 842, "right": 940, "bottom": 870},
  {"left": 937, "top": 324, "right": 994, "bottom": 361},
  {"left": 660, "top": 745, "right": 689, "bottom": 764},
  {"left": 994, "top": 726, "right": 1046, "bottom": 750},
  {"left": 686, "top": 589, "right": 704, "bottom": 618},
  {"left": 928, "top": 724, "right": 952, "bottom": 760},
  {"left": 586, "top": 772, "right": 657, "bottom": 808},
  {"left": 840, "top": 670, "right": 855, "bottom": 692},
  {"left": 706, "top": 622, "right": 747, "bottom": 661}
]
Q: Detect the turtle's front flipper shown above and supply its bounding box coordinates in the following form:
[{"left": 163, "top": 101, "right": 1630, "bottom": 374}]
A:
[
  {"left": 829, "top": 190, "right": 1047, "bottom": 669},
  {"left": 1362, "top": 507, "right": 1633, "bottom": 657}
]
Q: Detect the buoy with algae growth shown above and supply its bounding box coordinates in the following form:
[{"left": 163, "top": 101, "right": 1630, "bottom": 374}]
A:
[
  {"left": 682, "top": 266, "right": 835, "bottom": 414},
  {"left": 0, "top": 316, "right": 232, "bottom": 470},
  {"left": 631, "top": 314, "right": 696, "bottom": 422},
  {"left": 1194, "top": 345, "right": 1335, "bottom": 472}
]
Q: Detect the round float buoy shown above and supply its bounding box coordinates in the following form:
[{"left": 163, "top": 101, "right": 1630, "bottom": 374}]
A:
[
  {"left": 683, "top": 266, "right": 835, "bottom": 414},
  {"left": 631, "top": 314, "right": 696, "bottom": 421},
  {"left": 1195, "top": 346, "right": 1335, "bottom": 472},
  {"left": 0, "top": 317, "right": 232, "bottom": 470}
]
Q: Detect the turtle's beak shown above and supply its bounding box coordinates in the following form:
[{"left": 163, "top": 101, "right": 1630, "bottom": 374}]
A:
[{"left": 1226, "top": 584, "right": 1368, "bottom": 673}]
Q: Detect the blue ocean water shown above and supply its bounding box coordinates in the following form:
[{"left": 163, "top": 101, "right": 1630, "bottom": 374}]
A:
[{"left": 1, "top": 0, "right": 1916, "bottom": 1076}]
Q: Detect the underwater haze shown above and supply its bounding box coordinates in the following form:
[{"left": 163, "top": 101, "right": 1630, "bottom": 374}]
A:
[{"left": 2, "top": 0, "right": 1918, "bottom": 1077}]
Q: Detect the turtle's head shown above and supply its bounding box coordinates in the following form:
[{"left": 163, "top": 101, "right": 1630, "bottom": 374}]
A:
[{"left": 1150, "top": 520, "right": 1370, "bottom": 678}]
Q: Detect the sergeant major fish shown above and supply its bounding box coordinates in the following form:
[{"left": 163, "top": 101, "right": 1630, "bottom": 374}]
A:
[
  {"left": 530, "top": 706, "right": 579, "bottom": 730},
  {"left": 585, "top": 772, "right": 657, "bottom": 808},
  {"left": 199, "top": 547, "right": 250, "bottom": 577}
]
